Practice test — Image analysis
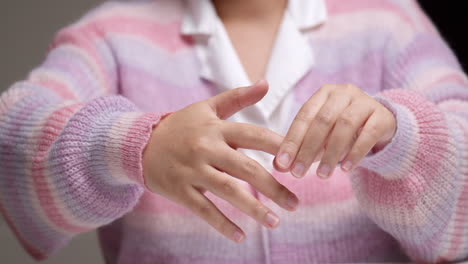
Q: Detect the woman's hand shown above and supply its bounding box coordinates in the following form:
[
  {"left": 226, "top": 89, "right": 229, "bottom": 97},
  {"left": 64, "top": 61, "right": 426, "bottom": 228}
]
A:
[
  {"left": 143, "top": 80, "right": 299, "bottom": 243},
  {"left": 274, "top": 84, "right": 397, "bottom": 178}
]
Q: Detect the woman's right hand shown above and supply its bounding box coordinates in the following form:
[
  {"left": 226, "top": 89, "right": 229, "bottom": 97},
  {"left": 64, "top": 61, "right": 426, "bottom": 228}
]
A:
[{"left": 142, "top": 80, "right": 299, "bottom": 243}]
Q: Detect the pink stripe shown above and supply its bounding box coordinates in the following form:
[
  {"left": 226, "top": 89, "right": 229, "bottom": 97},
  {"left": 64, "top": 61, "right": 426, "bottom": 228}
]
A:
[
  {"left": 326, "top": 0, "right": 415, "bottom": 29},
  {"left": 121, "top": 113, "right": 161, "bottom": 184},
  {"left": 136, "top": 169, "right": 353, "bottom": 216},
  {"left": 272, "top": 169, "right": 354, "bottom": 206},
  {"left": 51, "top": 27, "right": 111, "bottom": 94},
  {"left": 359, "top": 90, "right": 449, "bottom": 210},
  {"left": 57, "top": 16, "right": 193, "bottom": 54},
  {"left": 50, "top": 17, "right": 194, "bottom": 96},
  {"left": 33, "top": 78, "right": 77, "bottom": 100},
  {"left": 31, "top": 103, "right": 88, "bottom": 233},
  {"left": 134, "top": 190, "right": 248, "bottom": 220},
  {"left": 94, "top": 17, "right": 194, "bottom": 52},
  {"left": 440, "top": 101, "right": 468, "bottom": 112},
  {"left": 428, "top": 73, "right": 468, "bottom": 88}
]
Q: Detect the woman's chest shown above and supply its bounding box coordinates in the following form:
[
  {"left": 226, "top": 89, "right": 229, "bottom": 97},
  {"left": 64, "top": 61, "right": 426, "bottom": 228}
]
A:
[{"left": 114, "top": 37, "right": 385, "bottom": 115}]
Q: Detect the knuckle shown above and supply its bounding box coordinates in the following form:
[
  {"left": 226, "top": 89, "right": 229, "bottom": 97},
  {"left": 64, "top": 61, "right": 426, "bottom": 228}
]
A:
[
  {"left": 172, "top": 193, "right": 186, "bottom": 205},
  {"left": 249, "top": 126, "right": 268, "bottom": 140},
  {"left": 350, "top": 144, "right": 367, "bottom": 157},
  {"left": 341, "top": 84, "right": 359, "bottom": 94},
  {"left": 280, "top": 138, "right": 300, "bottom": 157},
  {"left": 216, "top": 219, "right": 231, "bottom": 236},
  {"left": 232, "top": 88, "right": 243, "bottom": 109},
  {"left": 264, "top": 179, "right": 289, "bottom": 199},
  {"left": 220, "top": 178, "right": 236, "bottom": 196},
  {"left": 244, "top": 127, "right": 257, "bottom": 139},
  {"left": 363, "top": 125, "right": 382, "bottom": 141},
  {"left": 206, "top": 118, "right": 222, "bottom": 128},
  {"left": 175, "top": 194, "right": 189, "bottom": 207},
  {"left": 294, "top": 110, "right": 312, "bottom": 123},
  {"left": 197, "top": 203, "right": 212, "bottom": 218},
  {"left": 253, "top": 204, "right": 270, "bottom": 220},
  {"left": 243, "top": 159, "right": 260, "bottom": 176},
  {"left": 283, "top": 139, "right": 300, "bottom": 153},
  {"left": 383, "top": 111, "right": 396, "bottom": 128},
  {"left": 276, "top": 185, "right": 292, "bottom": 201},
  {"left": 323, "top": 141, "right": 339, "bottom": 156},
  {"left": 321, "top": 84, "right": 334, "bottom": 92},
  {"left": 260, "top": 128, "right": 274, "bottom": 140},
  {"left": 168, "top": 185, "right": 187, "bottom": 202},
  {"left": 337, "top": 114, "right": 355, "bottom": 129},
  {"left": 344, "top": 83, "right": 357, "bottom": 91},
  {"left": 191, "top": 137, "right": 212, "bottom": 154},
  {"left": 316, "top": 110, "right": 334, "bottom": 126}
]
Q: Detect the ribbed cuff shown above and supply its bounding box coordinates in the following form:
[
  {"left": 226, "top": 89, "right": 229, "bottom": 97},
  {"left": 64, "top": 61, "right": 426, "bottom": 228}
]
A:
[
  {"left": 358, "top": 89, "right": 446, "bottom": 180},
  {"left": 108, "top": 112, "right": 163, "bottom": 185},
  {"left": 55, "top": 96, "right": 163, "bottom": 188}
]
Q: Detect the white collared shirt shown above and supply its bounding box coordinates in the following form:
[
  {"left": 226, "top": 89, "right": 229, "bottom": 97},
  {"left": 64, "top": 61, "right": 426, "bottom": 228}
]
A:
[{"left": 181, "top": 0, "right": 328, "bottom": 170}]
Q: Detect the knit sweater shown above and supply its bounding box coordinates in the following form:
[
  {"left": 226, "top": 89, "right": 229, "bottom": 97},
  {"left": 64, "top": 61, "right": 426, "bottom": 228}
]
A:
[{"left": 1, "top": 0, "right": 467, "bottom": 263}]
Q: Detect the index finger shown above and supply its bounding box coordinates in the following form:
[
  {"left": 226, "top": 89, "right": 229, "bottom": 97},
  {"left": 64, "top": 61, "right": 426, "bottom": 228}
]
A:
[
  {"left": 208, "top": 80, "right": 269, "bottom": 120},
  {"left": 274, "top": 86, "right": 330, "bottom": 171},
  {"left": 222, "top": 122, "right": 283, "bottom": 155}
]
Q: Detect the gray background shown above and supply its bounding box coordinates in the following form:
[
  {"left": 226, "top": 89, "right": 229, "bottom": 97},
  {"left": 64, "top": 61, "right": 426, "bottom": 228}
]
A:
[{"left": 1, "top": 2, "right": 105, "bottom": 263}]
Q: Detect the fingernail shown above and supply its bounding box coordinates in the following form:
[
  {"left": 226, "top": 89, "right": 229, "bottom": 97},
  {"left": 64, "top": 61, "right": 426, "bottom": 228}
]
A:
[
  {"left": 286, "top": 194, "right": 299, "bottom": 210},
  {"left": 317, "top": 164, "right": 331, "bottom": 179},
  {"left": 292, "top": 163, "right": 305, "bottom": 178},
  {"left": 277, "top": 153, "right": 291, "bottom": 168},
  {"left": 264, "top": 212, "right": 280, "bottom": 228},
  {"left": 232, "top": 230, "right": 244, "bottom": 243},
  {"left": 342, "top": 161, "right": 353, "bottom": 171}
]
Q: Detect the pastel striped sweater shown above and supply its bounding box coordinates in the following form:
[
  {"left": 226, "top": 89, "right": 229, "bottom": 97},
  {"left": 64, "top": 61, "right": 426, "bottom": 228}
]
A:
[{"left": 1, "top": 0, "right": 468, "bottom": 263}]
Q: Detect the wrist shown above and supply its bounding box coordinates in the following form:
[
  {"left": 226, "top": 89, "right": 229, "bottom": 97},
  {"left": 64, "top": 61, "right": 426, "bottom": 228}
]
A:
[{"left": 142, "top": 112, "right": 173, "bottom": 192}]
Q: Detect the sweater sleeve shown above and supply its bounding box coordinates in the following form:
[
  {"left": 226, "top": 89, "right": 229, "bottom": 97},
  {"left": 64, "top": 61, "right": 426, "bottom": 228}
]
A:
[
  {"left": 0, "top": 9, "right": 162, "bottom": 260},
  {"left": 350, "top": 1, "right": 468, "bottom": 263}
]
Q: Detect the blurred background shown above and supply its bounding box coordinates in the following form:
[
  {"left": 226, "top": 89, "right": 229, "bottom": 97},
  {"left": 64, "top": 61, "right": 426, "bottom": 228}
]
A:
[{"left": 0, "top": 0, "right": 467, "bottom": 263}]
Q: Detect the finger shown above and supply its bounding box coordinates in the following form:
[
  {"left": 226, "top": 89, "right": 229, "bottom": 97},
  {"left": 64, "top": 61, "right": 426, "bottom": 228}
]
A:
[
  {"left": 184, "top": 187, "right": 245, "bottom": 243},
  {"left": 341, "top": 110, "right": 387, "bottom": 172},
  {"left": 208, "top": 80, "right": 269, "bottom": 120},
  {"left": 274, "top": 86, "right": 330, "bottom": 171},
  {"left": 212, "top": 147, "right": 299, "bottom": 211},
  {"left": 316, "top": 102, "right": 373, "bottom": 179},
  {"left": 292, "top": 92, "right": 351, "bottom": 178},
  {"left": 222, "top": 122, "right": 283, "bottom": 155},
  {"left": 201, "top": 167, "right": 281, "bottom": 229}
]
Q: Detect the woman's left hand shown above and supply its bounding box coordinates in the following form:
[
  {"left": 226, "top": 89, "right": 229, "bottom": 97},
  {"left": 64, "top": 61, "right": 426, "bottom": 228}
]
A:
[{"left": 274, "top": 84, "right": 397, "bottom": 179}]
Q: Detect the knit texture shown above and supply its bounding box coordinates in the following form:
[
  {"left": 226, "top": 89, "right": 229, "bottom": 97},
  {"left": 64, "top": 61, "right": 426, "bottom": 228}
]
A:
[{"left": 1, "top": 0, "right": 467, "bottom": 263}]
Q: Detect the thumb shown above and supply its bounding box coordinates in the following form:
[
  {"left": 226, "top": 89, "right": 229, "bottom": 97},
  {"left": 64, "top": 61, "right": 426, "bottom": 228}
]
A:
[{"left": 208, "top": 80, "right": 269, "bottom": 120}]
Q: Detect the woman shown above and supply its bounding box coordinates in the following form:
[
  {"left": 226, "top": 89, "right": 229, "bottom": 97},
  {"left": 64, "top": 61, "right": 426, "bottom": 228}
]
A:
[{"left": 1, "top": 0, "right": 467, "bottom": 263}]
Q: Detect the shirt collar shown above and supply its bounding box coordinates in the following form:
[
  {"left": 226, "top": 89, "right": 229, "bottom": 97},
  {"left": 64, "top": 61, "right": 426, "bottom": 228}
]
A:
[{"left": 181, "top": 0, "right": 328, "bottom": 35}]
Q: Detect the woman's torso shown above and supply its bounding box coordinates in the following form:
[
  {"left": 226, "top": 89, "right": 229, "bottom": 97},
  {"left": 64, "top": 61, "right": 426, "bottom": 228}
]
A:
[{"left": 93, "top": 0, "right": 410, "bottom": 262}]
